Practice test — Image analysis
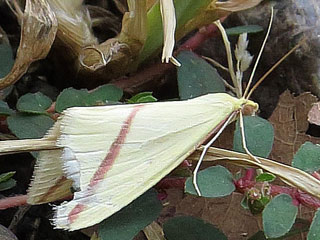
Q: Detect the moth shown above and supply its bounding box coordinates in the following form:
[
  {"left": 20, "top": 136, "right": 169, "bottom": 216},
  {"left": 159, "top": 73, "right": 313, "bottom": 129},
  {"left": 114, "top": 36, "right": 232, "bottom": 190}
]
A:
[{"left": 0, "top": 7, "right": 316, "bottom": 232}]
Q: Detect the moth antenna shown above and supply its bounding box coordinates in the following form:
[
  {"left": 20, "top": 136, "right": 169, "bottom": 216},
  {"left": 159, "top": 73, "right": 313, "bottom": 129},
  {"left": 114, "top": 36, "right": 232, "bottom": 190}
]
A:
[
  {"left": 239, "top": 111, "right": 261, "bottom": 163},
  {"left": 193, "top": 112, "right": 236, "bottom": 196},
  {"left": 0, "top": 138, "right": 57, "bottom": 155},
  {"left": 246, "top": 38, "right": 306, "bottom": 99},
  {"left": 243, "top": 6, "right": 274, "bottom": 98}
]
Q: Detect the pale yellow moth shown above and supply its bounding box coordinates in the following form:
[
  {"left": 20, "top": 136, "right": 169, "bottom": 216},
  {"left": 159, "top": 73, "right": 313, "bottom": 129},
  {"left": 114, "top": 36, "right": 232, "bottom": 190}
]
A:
[
  {"left": 28, "top": 93, "right": 257, "bottom": 231},
  {"left": 0, "top": 6, "right": 314, "bottom": 232}
]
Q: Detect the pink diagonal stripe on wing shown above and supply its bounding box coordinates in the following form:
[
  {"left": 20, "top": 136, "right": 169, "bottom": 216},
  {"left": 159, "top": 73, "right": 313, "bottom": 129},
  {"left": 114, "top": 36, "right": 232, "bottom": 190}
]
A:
[
  {"left": 89, "top": 104, "right": 143, "bottom": 187},
  {"left": 66, "top": 105, "right": 143, "bottom": 224}
]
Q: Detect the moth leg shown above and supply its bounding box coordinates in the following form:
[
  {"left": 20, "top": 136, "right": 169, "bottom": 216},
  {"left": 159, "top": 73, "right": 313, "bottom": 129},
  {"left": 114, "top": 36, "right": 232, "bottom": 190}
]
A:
[
  {"left": 239, "top": 111, "right": 261, "bottom": 163},
  {"left": 193, "top": 112, "right": 236, "bottom": 196}
]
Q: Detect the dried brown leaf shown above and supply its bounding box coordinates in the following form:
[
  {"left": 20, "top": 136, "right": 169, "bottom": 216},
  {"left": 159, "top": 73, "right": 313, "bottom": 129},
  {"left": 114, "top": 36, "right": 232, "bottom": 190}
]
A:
[
  {"left": 268, "top": 90, "right": 320, "bottom": 164},
  {"left": 0, "top": 224, "right": 18, "bottom": 240},
  {"left": 0, "top": 0, "right": 58, "bottom": 89},
  {"left": 49, "top": 0, "right": 98, "bottom": 53},
  {"left": 308, "top": 102, "right": 320, "bottom": 126},
  {"left": 79, "top": 0, "right": 147, "bottom": 75}
]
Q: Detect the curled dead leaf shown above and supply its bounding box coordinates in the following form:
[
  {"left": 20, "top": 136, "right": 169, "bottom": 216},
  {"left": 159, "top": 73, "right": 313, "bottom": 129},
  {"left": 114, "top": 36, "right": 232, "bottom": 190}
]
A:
[{"left": 0, "top": 0, "right": 58, "bottom": 90}]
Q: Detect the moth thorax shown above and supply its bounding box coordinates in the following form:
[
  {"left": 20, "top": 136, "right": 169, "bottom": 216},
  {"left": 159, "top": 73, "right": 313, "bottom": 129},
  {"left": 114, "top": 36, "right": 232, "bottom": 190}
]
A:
[{"left": 242, "top": 100, "right": 259, "bottom": 116}]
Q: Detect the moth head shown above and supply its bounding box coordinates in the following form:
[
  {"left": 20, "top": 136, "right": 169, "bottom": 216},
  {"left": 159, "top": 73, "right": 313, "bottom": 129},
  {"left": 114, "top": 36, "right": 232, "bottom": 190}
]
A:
[{"left": 241, "top": 99, "right": 259, "bottom": 116}]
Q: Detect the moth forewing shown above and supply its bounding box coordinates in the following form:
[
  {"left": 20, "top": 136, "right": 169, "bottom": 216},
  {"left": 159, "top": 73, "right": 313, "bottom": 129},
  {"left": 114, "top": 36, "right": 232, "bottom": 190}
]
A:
[{"left": 25, "top": 93, "right": 256, "bottom": 230}]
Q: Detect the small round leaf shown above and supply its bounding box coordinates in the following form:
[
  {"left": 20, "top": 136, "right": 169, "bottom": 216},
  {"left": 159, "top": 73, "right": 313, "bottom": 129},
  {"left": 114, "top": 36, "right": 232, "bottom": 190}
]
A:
[
  {"left": 17, "top": 92, "right": 52, "bottom": 114},
  {"left": 233, "top": 116, "right": 274, "bottom": 158},
  {"left": 0, "top": 101, "right": 14, "bottom": 116},
  {"left": 98, "top": 189, "right": 162, "bottom": 240},
  {"left": 262, "top": 194, "right": 298, "bottom": 239},
  {"left": 0, "top": 44, "right": 14, "bottom": 78},
  {"left": 308, "top": 208, "right": 320, "bottom": 240},
  {"left": 86, "top": 84, "right": 123, "bottom": 105},
  {"left": 185, "top": 165, "right": 235, "bottom": 197},
  {"left": 55, "top": 88, "right": 89, "bottom": 113},
  {"left": 164, "top": 216, "right": 227, "bottom": 240},
  {"left": 7, "top": 114, "right": 54, "bottom": 139},
  {"left": 177, "top": 51, "right": 225, "bottom": 100},
  {"left": 292, "top": 142, "right": 320, "bottom": 173}
]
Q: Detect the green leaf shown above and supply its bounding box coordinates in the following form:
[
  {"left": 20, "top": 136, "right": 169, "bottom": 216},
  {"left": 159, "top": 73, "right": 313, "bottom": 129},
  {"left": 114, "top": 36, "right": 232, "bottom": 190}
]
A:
[
  {"left": 127, "top": 92, "right": 157, "bottom": 103},
  {"left": 177, "top": 51, "right": 225, "bottom": 100},
  {"left": 17, "top": 92, "right": 52, "bottom": 114},
  {"left": 263, "top": 194, "right": 298, "bottom": 239},
  {"left": 233, "top": 116, "right": 274, "bottom": 158},
  {"left": 248, "top": 196, "right": 270, "bottom": 215},
  {"left": 249, "top": 219, "right": 309, "bottom": 239},
  {"left": 308, "top": 208, "right": 320, "bottom": 240},
  {"left": 55, "top": 88, "right": 89, "bottom": 113},
  {"left": 241, "top": 196, "right": 249, "bottom": 210},
  {"left": 185, "top": 165, "right": 235, "bottom": 197},
  {"left": 0, "top": 44, "right": 14, "bottom": 78},
  {"left": 86, "top": 84, "right": 123, "bottom": 106},
  {"left": 98, "top": 189, "right": 162, "bottom": 240},
  {"left": 226, "top": 25, "right": 263, "bottom": 35},
  {"left": 248, "top": 231, "right": 267, "bottom": 240},
  {"left": 256, "top": 173, "right": 276, "bottom": 182},
  {"left": 0, "top": 100, "right": 14, "bottom": 116},
  {"left": 292, "top": 142, "right": 320, "bottom": 173},
  {"left": 55, "top": 85, "right": 123, "bottom": 113},
  {"left": 163, "top": 216, "right": 227, "bottom": 240},
  {"left": 138, "top": 0, "right": 212, "bottom": 64},
  {"left": 0, "top": 178, "right": 16, "bottom": 191},
  {"left": 7, "top": 114, "right": 54, "bottom": 139},
  {"left": 0, "top": 171, "right": 15, "bottom": 183}
]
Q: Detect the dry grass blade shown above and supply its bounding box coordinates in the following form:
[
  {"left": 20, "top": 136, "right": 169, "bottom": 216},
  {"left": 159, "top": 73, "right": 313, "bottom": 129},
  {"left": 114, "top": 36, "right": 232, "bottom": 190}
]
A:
[
  {"left": 144, "top": 221, "right": 166, "bottom": 240},
  {"left": 188, "top": 147, "right": 320, "bottom": 200},
  {"left": 0, "top": 139, "right": 57, "bottom": 155},
  {"left": 215, "top": 0, "right": 262, "bottom": 12},
  {"left": 159, "top": 0, "right": 180, "bottom": 66},
  {"left": 0, "top": 0, "right": 58, "bottom": 90}
]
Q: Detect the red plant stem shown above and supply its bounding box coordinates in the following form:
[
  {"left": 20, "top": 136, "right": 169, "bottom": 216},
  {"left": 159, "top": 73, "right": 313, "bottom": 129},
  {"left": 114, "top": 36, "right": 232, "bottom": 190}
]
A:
[
  {"left": 0, "top": 195, "right": 27, "bottom": 209},
  {"left": 178, "top": 16, "right": 226, "bottom": 51},
  {"left": 243, "top": 168, "right": 256, "bottom": 181},
  {"left": 235, "top": 178, "right": 320, "bottom": 209},
  {"left": 156, "top": 177, "right": 187, "bottom": 189},
  {"left": 2, "top": 179, "right": 320, "bottom": 210},
  {"left": 312, "top": 171, "right": 320, "bottom": 180}
]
